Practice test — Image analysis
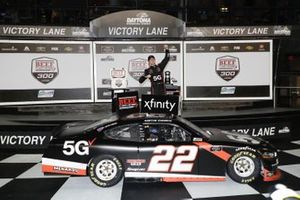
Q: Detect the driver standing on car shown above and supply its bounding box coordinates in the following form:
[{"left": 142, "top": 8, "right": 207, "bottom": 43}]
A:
[{"left": 139, "top": 49, "right": 170, "bottom": 95}]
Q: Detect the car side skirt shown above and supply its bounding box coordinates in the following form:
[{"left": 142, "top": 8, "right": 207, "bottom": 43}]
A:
[
  {"left": 42, "top": 157, "right": 87, "bottom": 176},
  {"left": 125, "top": 172, "right": 226, "bottom": 182}
]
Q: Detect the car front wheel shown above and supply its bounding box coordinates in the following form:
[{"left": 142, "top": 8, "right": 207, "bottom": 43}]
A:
[
  {"left": 88, "top": 155, "right": 124, "bottom": 187},
  {"left": 227, "top": 150, "right": 261, "bottom": 184}
]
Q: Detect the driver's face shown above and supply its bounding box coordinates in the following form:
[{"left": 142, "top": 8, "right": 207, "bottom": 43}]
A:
[{"left": 148, "top": 58, "right": 156, "bottom": 67}]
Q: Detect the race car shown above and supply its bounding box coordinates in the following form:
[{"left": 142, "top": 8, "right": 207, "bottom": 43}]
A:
[{"left": 42, "top": 113, "right": 281, "bottom": 187}]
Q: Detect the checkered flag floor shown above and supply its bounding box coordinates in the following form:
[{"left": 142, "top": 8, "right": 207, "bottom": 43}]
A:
[{"left": 0, "top": 140, "right": 300, "bottom": 200}]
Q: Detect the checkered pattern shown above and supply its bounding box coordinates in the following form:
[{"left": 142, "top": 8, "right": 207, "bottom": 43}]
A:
[{"left": 0, "top": 140, "right": 299, "bottom": 200}]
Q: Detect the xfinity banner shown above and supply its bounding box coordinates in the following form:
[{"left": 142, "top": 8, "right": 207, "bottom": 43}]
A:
[
  {"left": 0, "top": 25, "right": 90, "bottom": 37},
  {"left": 94, "top": 41, "right": 182, "bottom": 101},
  {"left": 0, "top": 40, "right": 94, "bottom": 105},
  {"left": 186, "top": 26, "right": 291, "bottom": 37},
  {"left": 184, "top": 40, "right": 272, "bottom": 100},
  {"left": 90, "top": 10, "right": 185, "bottom": 38},
  {"left": 141, "top": 95, "right": 179, "bottom": 115}
]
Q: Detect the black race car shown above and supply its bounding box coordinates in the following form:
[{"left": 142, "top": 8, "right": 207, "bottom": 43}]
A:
[{"left": 42, "top": 113, "right": 281, "bottom": 187}]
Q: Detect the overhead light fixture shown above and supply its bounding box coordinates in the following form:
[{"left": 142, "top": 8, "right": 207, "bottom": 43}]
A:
[{"left": 220, "top": 7, "right": 229, "bottom": 13}]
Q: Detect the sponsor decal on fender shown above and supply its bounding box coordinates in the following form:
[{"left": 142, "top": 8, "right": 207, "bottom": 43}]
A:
[
  {"left": 193, "top": 141, "right": 231, "bottom": 161},
  {"left": 127, "top": 167, "right": 146, "bottom": 171},
  {"left": 31, "top": 57, "right": 58, "bottom": 84},
  {"left": 215, "top": 55, "right": 240, "bottom": 81},
  {"left": 53, "top": 166, "right": 79, "bottom": 173},
  {"left": 126, "top": 159, "right": 146, "bottom": 166},
  {"left": 42, "top": 158, "right": 87, "bottom": 175}
]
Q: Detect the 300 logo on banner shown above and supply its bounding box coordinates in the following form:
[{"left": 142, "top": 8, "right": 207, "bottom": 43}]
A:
[
  {"left": 215, "top": 56, "right": 240, "bottom": 81},
  {"left": 128, "top": 58, "right": 147, "bottom": 81},
  {"left": 31, "top": 57, "right": 59, "bottom": 84}
]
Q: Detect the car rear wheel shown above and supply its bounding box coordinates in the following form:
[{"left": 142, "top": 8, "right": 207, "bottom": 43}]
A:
[
  {"left": 88, "top": 155, "right": 124, "bottom": 187},
  {"left": 227, "top": 150, "right": 261, "bottom": 184}
]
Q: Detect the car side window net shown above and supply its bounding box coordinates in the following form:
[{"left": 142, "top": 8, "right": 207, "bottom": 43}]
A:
[{"left": 103, "top": 123, "right": 141, "bottom": 142}]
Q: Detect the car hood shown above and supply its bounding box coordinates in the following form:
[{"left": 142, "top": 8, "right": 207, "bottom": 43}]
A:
[
  {"left": 53, "top": 121, "right": 96, "bottom": 138},
  {"left": 202, "top": 128, "right": 268, "bottom": 147}
]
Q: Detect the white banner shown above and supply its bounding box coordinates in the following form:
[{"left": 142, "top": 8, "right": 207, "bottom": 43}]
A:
[
  {"left": 0, "top": 40, "right": 93, "bottom": 105},
  {"left": 184, "top": 40, "right": 273, "bottom": 100}
]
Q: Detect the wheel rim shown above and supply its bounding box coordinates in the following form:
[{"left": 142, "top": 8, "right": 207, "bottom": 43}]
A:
[
  {"left": 233, "top": 156, "right": 255, "bottom": 177},
  {"left": 95, "top": 159, "right": 118, "bottom": 181}
]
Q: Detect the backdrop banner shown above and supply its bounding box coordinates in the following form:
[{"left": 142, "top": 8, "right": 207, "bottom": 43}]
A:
[
  {"left": 184, "top": 40, "right": 273, "bottom": 100},
  {"left": 0, "top": 40, "right": 94, "bottom": 105},
  {"left": 94, "top": 41, "right": 183, "bottom": 102}
]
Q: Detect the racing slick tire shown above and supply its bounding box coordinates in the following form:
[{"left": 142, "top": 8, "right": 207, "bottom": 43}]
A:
[
  {"left": 227, "top": 150, "right": 261, "bottom": 184},
  {"left": 88, "top": 155, "right": 124, "bottom": 187}
]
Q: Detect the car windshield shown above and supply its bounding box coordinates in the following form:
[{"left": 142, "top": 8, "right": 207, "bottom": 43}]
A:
[
  {"left": 176, "top": 117, "right": 211, "bottom": 138},
  {"left": 84, "top": 114, "right": 119, "bottom": 131}
]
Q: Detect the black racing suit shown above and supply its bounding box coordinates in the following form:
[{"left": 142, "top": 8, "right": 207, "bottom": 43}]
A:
[{"left": 139, "top": 50, "right": 170, "bottom": 95}]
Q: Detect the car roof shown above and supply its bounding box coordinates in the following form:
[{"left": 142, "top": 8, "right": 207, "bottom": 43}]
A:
[{"left": 121, "top": 113, "right": 175, "bottom": 121}]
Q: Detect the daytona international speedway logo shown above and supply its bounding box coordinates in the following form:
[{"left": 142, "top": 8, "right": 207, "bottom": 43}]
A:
[
  {"left": 215, "top": 56, "right": 240, "bottom": 81},
  {"left": 31, "top": 57, "right": 58, "bottom": 84},
  {"left": 126, "top": 12, "right": 151, "bottom": 26}
]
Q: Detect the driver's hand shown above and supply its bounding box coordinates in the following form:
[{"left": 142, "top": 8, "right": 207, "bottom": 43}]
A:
[{"left": 145, "top": 74, "right": 151, "bottom": 78}]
